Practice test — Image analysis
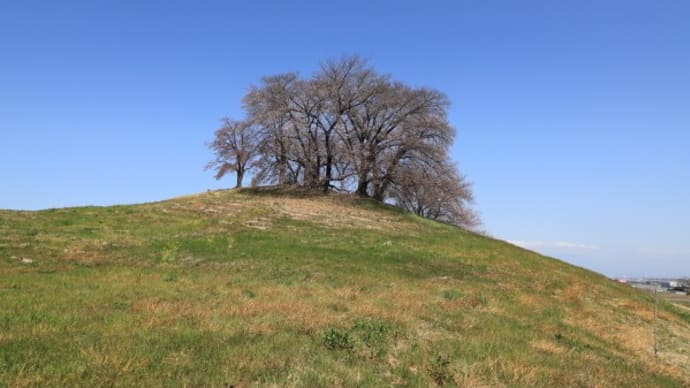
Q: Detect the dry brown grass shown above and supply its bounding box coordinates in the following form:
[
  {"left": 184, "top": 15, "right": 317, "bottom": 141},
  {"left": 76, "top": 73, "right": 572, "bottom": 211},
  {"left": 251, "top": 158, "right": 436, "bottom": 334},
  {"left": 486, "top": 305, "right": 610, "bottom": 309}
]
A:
[
  {"left": 561, "top": 296, "right": 690, "bottom": 384},
  {"left": 166, "top": 190, "right": 410, "bottom": 232},
  {"left": 268, "top": 196, "right": 402, "bottom": 231},
  {"left": 530, "top": 339, "right": 566, "bottom": 355}
]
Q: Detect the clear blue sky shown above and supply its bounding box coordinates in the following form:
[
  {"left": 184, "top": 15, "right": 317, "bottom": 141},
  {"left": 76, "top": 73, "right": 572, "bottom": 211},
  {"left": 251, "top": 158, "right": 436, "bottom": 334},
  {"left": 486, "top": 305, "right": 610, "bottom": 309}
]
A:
[{"left": 2, "top": 1, "right": 689, "bottom": 278}]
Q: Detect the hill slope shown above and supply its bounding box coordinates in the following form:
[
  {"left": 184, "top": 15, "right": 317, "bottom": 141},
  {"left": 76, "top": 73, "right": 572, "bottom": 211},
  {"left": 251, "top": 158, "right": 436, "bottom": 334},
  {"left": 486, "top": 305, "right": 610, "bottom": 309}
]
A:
[{"left": 1, "top": 188, "right": 689, "bottom": 386}]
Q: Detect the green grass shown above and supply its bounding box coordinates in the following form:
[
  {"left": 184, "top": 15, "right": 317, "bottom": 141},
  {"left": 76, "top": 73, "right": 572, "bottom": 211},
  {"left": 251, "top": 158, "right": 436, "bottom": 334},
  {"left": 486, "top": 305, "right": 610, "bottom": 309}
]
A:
[{"left": 1, "top": 189, "right": 689, "bottom": 386}]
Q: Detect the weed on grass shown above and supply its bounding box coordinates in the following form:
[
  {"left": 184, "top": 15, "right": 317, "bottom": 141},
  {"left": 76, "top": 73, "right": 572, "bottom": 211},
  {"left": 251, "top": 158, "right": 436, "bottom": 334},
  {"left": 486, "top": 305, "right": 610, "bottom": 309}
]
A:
[
  {"left": 321, "top": 318, "right": 399, "bottom": 359},
  {"left": 163, "top": 272, "right": 177, "bottom": 282},
  {"left": 442, "top": 289, "right": 463, "bottom": 300},
  {"left": 322, "top": 327, "right": 354, "bottom": 352},
  {"left": 427, "top": 354, "right": 453, "bottom": 386}
]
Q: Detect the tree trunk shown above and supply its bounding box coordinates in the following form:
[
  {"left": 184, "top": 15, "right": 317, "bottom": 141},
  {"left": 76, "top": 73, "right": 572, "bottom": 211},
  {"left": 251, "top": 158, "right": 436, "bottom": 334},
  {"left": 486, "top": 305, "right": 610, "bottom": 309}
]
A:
[
  {"left": 372, "top": 179, "right": 389, "bottom": 201},
  {"left": 356, "top": 175, "right": 369, "bottom": 196},
  {"left": 373, "top": 188, "right": 385, "bottom": 202},
  {"left": 323, "top": 155, "right": 333, "bottom": 192},
  {"left": 235, "top": 168, "right": 244, "bottom": 188},
  {"left": 277, "top": 157, "right": 287, "bottom": 185}
]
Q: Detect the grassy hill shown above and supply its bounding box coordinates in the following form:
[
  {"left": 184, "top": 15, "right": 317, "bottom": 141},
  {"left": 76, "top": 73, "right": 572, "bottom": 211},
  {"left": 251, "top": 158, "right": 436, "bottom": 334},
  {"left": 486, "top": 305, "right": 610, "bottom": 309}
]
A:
[{"left": 1, "top": 188, "right": 689, "bottom": 387}]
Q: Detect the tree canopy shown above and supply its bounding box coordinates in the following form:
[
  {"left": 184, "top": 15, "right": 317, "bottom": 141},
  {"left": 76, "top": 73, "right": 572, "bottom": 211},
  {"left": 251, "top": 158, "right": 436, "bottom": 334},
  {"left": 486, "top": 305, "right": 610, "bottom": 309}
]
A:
[{"left": 208, "top": 56, "right": 478, "bottom": 228}]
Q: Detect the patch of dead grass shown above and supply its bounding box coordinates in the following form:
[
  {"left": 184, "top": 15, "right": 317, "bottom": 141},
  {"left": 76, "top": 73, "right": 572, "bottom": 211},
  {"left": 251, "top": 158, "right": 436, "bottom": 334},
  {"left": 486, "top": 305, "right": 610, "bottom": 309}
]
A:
[
  {"left": 530, "top": 339, "right": 566, "bottom": 355},
  {"left": 563, "top": 298, "right": 690, "bottom": 384},
  {"left": 268, "top": 196, "right": 403, "bottom": 231}
]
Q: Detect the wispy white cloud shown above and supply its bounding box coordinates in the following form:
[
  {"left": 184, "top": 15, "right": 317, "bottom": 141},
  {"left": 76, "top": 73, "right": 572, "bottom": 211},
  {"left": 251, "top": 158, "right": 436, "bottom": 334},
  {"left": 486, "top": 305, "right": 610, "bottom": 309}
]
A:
[
  {"left": 632, "top": 248, "right": 690, "bottom": 257},
  {"left": 507, "top": 240, "right": 599, "bottom": 251}
]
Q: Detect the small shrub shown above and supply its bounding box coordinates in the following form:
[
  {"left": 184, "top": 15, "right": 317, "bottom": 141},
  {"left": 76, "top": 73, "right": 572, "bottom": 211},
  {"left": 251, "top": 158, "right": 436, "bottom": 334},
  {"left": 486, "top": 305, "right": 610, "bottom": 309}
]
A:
[
  {"left": 160, "top": 241, "right": 181, "bottom": 263},
  {"left": 322, "top": 327, "right": 353, "bottom": 352},
  {"left": 427, "top": 354, "right": 453, "bottom": 386},
  {"left": 322, "top": 319, "right": 398, "bottom": 358},
  {"left": 242, "top": 289, "right": 256, "bottom": 298},
  {"left": 352, "top": 319, "right": 391, "bottom": 348},
  {"left": 442, "top": 289, "right": 463, "bottom": 300},
  {"left": 163, "top": 272, "right": 177, "bottom": 282}
]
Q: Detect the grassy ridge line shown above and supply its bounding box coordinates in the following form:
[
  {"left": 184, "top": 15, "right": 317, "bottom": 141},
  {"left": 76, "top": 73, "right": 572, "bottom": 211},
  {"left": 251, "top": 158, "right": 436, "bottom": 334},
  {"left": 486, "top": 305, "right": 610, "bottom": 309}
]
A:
[{"left": 1, "top": 189, "right": 689, "bottom": 386}]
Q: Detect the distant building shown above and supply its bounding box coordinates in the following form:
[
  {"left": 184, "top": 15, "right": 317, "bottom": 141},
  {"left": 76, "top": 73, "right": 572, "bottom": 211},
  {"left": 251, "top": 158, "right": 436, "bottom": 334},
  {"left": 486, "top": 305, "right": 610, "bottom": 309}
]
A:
[
  {"left": 628, "top": 281, "right": 665, "bottom": 292},
  {"left": 625, "top": 278, "right": 690, "bottom": 295}
]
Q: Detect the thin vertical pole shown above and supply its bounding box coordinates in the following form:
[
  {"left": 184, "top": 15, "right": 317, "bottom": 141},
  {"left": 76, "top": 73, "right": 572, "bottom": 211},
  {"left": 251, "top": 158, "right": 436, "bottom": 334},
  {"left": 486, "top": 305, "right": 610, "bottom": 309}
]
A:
[{"left": 653, "top": 284, "right": 659, "bottom": 358}]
